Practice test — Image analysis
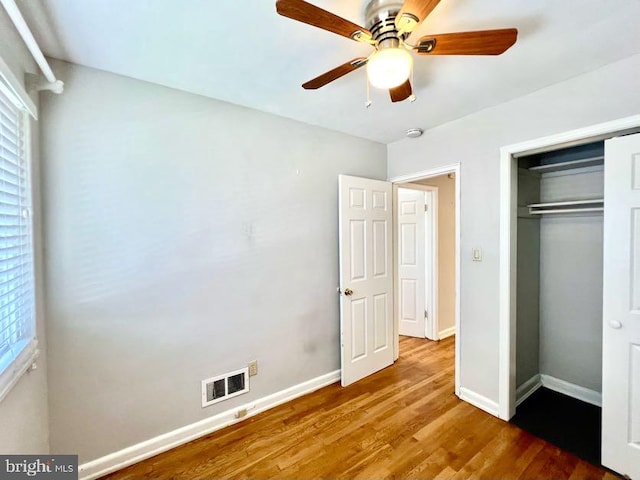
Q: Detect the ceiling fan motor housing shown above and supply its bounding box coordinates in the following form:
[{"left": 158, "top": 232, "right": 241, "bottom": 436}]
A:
[{"left": 364, "top": 0, "right": 406, "bottom": 48}]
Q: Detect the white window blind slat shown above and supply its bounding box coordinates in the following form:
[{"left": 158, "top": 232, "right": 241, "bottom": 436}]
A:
[
  {"left": 0, "top": 92, "right": 17, "bottom": 113},
  {"left": 0, "top": 116, "right": 20, "bottom": 134},
  {"left": 0, "top": 207, "right": 22, "bottom": 218},
  {"left": 0, "top": 156, "right": 26, "bottom": 172},
  {"left": 0, "top": 122, "right": 21, "bottom": 142},
  {"left": 0, "top": 107, "right": 17, "bottom": 123},
  {"left": 0, "top": 136, "right": 22, "bottom": 156},
  {"left": 0, "top": 188, "right": 26, "bottom": 200},
  {"left": 0, "top": 78, "right": 35, "bottom": 402},
  {"left": 0, "top": 144, "right": 22, "bottom": 158},
  {"left": 0, "top": 215, "right": 28, "bottom": 225},
  {"left": 0, "top": 143, "right": 23, "bottom": 160},
  {"left": 0, "top": 163, "right": 26, "bottom": 180},
  {"left": 0, "top": 126, "right": 21, "bottom": 146},
  {"left": 0, "top": 175, "right": 24, "bottom": 190}
]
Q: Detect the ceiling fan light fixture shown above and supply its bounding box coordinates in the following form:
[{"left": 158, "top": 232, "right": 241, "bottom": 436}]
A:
[{"left": 366, "top": 47, "right": 413, "bottom": 89}]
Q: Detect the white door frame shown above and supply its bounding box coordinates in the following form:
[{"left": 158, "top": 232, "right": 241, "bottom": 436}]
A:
[
  {"left": 424, "top": 187, "right": 438, "bottom": 340},
  {"left": 390, "top": 163, "right": 461, "bottom": 396},
  {"left": 498, "top": 114, "right": 640, "bottom": 421}
]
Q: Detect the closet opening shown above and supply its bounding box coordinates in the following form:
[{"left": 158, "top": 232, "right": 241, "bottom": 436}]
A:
[
  {"left": 510, "top": 141, "right": 604, "bottom": 466},
  {"left": 499, "top": 115, "right": 640, "bottom": 478}
]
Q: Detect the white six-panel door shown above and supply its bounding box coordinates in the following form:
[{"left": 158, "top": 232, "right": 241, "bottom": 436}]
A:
[
  {"left": 339, "top": 175, "right": 394, "bottom": 386},
  {"left": 397, "top": 188, "right": 426, "bottom": 338},
  {"left": 602, "top": 133, "right": 640, "bottom": 479}
]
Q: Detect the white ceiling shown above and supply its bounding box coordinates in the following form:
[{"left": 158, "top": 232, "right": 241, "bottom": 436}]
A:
[{"left": 16, "top": 0, "right": 640, "bottom": 144}]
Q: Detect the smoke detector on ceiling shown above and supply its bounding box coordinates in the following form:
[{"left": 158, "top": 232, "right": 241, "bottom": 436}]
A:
[{"left": 406, "top": 128, "right": 423, "bottom": 138}]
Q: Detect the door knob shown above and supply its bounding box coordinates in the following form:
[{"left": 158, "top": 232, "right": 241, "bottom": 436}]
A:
[
  {"left": 609, "top": 320, "right": 622, "bottom": 329},
  {"left": 344, "top": 288, "right": 353, "bottom": 296}
]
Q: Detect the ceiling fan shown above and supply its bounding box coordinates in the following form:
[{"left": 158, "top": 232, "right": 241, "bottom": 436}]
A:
[{"left": 275, "top": 0, "right": 518, "bottom": 102}]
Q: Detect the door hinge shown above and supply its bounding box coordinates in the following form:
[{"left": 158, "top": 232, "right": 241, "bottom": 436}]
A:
[
  {"left": 424, "top": 310, "right": 428, "bottom": 319},
  {"left": 424, "top": 204, "right": 428, "bottom": 212}
]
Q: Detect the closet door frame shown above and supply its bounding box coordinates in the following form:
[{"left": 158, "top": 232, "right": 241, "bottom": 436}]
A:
[{"left": 497, "top": 114, "right": 640, "bottom": 421}]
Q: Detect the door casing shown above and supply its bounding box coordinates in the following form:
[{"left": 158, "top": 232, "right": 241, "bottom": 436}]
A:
[
  {"left": 390, "top": 164, "right": 461, "bottom": 397},
  {"left": 498, "top": 114, "right": 640, "bottom": 421}
]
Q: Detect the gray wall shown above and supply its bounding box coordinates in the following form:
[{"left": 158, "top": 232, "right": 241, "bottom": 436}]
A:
[
  {"left": 516, "top": 170, "right": 540, "bottom": 388},
  {"left": 539, "top": 169, "right": 603, "bottom": 392},
  {"left": 0, "top": 9, "right": 50, "bottom": 454},
  {"left": 41, "top": 60, "right": 386, "bottom": 462},
  {"left": 388, "top": 53, "right": 640, "bottom": 404}
]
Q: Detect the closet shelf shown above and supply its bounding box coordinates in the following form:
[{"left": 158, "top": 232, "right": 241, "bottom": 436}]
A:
[
  {"left": 528, "top": 156, "right": 604, "bottom": 173},
  {"left": 528, "top": 198, "right": 604, "bottom": 215}
]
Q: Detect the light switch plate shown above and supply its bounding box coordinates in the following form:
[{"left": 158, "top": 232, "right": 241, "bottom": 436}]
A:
[{"left": 472, "top": 248, "right": 482, "bottom": 262}]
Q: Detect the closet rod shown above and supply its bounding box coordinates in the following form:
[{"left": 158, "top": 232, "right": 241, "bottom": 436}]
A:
[
  {"left": 528, "top": 199, "right": 604, "bottom": 208},
  {"left": 529, "top": 207, "right": 604, "bottom": 215}
]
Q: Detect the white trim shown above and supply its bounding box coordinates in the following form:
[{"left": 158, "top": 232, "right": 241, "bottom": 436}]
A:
[
  {"left": 498, "top": 148, "right": 518, "bottom": 420},
  {"left": 389, "top": 163, "right": 461, "bottom": 184},
  {"left": 0, "top": 55, "right": 37, "bottom": 118},
  {"left": 540, "top": 374, "right": 602, "bottom": 407},
  {"left": 453, "top": 165, "right": 461, "bottom": 397},
  {"left": 458, "top": 387, "right": 500, "bottom": 417},
  {"left": 502, "top": 116, "right": 640, "bottom": 159},
  {"left": 0, "top": 340, "right": 38, "bottom": 404},
  {"left": 392, "top": 184, "right": 400, "bottom": 361},
  {"left": 515, "top": 374, "right": 542, "bottom": 407},
  {"left": 78, "top": 369, "right": 341, "bottom": 480},
  {"left": 391, "top": 164, "right": 461, "bottom": 396},
  {"left": 426, "top": 187, "right": 438, "bottom": 341},
  {"left": 438, "top": 326, "right": 456, "bottom": 340},
  {"left": 498, "top": 114, "right": 640, "bottom": 421}
]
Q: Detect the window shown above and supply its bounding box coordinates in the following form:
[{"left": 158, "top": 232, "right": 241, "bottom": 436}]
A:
[{"left": 0, "top": 73, "right": 37, "bottom": 402}]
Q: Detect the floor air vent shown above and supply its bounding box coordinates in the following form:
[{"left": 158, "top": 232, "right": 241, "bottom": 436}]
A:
[{"left": 201, "top": 367, "right": 249, "bottom": 407}]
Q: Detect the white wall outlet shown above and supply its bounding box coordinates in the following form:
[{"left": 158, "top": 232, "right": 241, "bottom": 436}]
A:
[{"left": 248, "top": 360, "right": 258, "bottom": 377}]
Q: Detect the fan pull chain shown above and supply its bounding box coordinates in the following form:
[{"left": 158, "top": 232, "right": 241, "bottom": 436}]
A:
[
  {"left": 409, "top": 62, "right": 417, "bottom": 102},
  {"left": 365, "top": 74, "right": 372, "bottom": 108}
]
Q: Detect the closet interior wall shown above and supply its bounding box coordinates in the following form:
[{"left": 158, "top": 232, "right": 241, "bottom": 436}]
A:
[{"left": 516, "top": 142, "right": 605, "bottom": 401}]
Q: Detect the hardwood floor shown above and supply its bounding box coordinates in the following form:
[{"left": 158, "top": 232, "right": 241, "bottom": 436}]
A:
[{"left": 103, "top": 336, "right": 617, "bottom": 479}]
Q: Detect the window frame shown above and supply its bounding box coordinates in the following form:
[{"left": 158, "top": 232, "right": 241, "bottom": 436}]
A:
[{"left": 0, "top": 56, "right": 39, "bottom": 403}]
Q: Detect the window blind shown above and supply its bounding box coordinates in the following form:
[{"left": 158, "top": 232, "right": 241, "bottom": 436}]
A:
[{"left": 0, "top": 78, "right": 36, "bottom": 400}]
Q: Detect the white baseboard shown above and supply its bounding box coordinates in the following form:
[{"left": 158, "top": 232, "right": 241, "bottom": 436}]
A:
[
  {"left": 540, "top": 374, "right": 601, "bottom": 407},
  {"left": 515, "top": 374, "right": 542, "bottom": 407},
  {"left": 458, "top": 387, "right": 500, "bottom": 417},
  {"left": 438, "top": 326, "right": 456, "bottom": 340},
  {"left": 79, "top": 370, "right": 341, "bottom": 480}
]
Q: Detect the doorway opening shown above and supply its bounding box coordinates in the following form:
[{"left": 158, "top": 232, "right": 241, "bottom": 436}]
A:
[
  {"left": 509, "top": 140, "right": 604, "bottom": 467},
  {"left": 391, "top": 164, "right": 461, "bottom": 396}
]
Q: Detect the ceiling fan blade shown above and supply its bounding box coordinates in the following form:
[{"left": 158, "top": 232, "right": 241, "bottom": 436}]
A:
[
  {"left": 395, "top": 0, "right": 441, "bottom": 36},
  {"left": 302, "top": 58, "right": 368, "bottom": 90},
  {"left": 276, "top": 0, "right": 373, "bottom": 43},
  {"left": 389, "top": 79, "right": 412, "bottom": 102},
  {"left": 415, "top": 29, "right": 518, "bottom": 55}
]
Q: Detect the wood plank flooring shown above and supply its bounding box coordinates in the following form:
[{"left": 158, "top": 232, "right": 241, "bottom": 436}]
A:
[{"left": 103, "top": 337, "right": 618, "bottom": 479}]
